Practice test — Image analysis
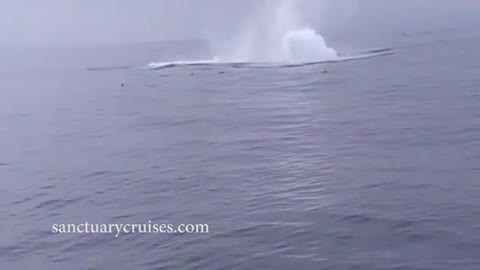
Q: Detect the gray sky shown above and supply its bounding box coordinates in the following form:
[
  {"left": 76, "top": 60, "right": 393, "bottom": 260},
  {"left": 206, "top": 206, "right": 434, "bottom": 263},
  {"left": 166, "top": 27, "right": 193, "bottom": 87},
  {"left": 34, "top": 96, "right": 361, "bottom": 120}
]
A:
[{"left": 1, "top": 0, "right": 479, "bottom": 47}]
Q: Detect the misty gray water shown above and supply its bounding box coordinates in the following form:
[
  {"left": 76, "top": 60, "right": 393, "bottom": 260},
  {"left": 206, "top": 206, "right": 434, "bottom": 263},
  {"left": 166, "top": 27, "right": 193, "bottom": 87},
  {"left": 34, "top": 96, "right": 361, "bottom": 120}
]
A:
[{"left": 1, "top": 29, "right": 480, "bottom": 269}]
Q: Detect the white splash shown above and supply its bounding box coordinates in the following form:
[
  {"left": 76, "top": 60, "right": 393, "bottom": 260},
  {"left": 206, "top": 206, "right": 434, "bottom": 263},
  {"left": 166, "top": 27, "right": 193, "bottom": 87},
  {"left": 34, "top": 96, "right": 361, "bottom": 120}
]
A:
[
  {"left": 150, "top": 0, "right": 342, "bottom": 67},
  {"left": 214, "top": 0, "right": 338, "bottom": 63},
  {"left": 281, "top": 27, "right": 338, "bottom": 62}
]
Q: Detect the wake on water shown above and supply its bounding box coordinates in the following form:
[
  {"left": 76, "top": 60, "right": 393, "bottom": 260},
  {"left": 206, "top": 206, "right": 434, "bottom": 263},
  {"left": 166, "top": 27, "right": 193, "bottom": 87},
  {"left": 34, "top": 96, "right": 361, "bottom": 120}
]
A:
[
  {"left": 147, "top": 49, "right": 394, "bottom": 70},
  {"left": 148, "top": 0, "right": 393, "bottom": 70}
]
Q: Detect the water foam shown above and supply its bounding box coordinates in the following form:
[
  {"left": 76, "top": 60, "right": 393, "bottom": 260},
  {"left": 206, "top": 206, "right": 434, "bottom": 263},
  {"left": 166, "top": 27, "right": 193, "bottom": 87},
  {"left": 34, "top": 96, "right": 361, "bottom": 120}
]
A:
[{"left": 148, "top": 59, "right": 217, "bottom": 70}]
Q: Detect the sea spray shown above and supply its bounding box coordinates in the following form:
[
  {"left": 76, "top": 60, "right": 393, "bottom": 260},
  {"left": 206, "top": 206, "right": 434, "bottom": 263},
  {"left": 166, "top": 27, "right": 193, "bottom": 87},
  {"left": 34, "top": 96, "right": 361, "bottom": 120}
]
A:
[
  {"left": 149, "top": 0, "right": 341, "bottom": 67},
  {"left": 282, "top": 28, "right": 338, "bottom": 62},
  {"left": 215, "top": 0, "right": 338, "bottom": 63}
]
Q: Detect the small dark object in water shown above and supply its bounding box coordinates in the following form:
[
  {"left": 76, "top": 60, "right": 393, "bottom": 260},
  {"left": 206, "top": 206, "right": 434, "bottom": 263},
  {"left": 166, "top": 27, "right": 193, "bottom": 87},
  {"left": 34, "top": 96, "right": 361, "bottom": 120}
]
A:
[
  {"left": 322, "top": 70, "right": 329, "bottom": 74},
  {"left": 190, "top": 72, "right": 194, "bottom": 76},
  {"left": 219, "top": 71, "right": 226, "bottom": 74},
  {"left": 121, "top": 83, "right": 124, "bottom": 87}
]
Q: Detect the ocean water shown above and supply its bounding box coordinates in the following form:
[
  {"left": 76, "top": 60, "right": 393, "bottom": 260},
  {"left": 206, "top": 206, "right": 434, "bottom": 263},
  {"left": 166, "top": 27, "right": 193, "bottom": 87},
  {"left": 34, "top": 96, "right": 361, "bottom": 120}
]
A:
[{"left": 1, "top": 29, "right": 480, "bottom": 269}]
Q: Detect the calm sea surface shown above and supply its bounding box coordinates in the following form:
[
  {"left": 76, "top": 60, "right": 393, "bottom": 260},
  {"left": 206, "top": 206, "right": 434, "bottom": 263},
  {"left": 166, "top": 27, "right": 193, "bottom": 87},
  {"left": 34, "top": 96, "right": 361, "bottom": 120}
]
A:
[{"left": 1, "top": 29, "right": 479, "bottom": 269}]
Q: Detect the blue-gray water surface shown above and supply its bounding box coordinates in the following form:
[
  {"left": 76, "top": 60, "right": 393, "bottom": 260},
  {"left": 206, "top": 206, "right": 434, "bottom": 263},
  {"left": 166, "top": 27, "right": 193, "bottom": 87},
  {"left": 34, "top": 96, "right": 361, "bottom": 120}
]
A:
[{"left": 1, "top": 31, "right": 480, "bottom": 269}]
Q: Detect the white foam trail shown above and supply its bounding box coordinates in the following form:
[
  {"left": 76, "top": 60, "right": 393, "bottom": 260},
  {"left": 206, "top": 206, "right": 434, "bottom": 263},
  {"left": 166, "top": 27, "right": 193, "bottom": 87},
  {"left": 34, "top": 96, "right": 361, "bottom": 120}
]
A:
[
  {"left": 147, "top": 48, "right": 393, "bottom": 70},
  {"left": 148, "top": 59, "right": 217, "bottom": 70}
]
